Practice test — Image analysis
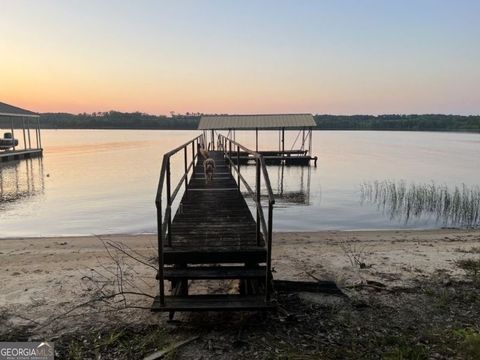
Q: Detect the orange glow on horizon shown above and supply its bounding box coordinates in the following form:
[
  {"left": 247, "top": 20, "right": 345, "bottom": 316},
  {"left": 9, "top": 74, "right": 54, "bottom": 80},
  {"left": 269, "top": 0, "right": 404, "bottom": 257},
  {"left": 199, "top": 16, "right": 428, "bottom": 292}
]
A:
[{"left": 1, "top": 1, "right": 479, "bottom": 116}]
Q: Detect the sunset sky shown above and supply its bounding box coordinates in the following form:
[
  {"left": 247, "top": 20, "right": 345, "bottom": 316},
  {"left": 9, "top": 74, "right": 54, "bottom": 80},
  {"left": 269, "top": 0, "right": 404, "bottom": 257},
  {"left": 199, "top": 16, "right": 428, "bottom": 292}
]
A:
[{"left": 1, "top": 0, "right": 479, "bottom": 115}]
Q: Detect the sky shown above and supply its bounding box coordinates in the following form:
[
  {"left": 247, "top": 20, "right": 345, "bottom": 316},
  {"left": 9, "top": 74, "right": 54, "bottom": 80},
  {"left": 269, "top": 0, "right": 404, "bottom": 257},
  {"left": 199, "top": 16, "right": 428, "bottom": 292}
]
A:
[{"left": 1, "top": 0, "right": 479, "bottom": 115}]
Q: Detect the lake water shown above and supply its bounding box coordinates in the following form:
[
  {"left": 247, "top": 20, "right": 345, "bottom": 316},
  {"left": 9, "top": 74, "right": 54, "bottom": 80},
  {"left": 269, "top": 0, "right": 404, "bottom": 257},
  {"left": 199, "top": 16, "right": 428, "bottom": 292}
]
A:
[{"left": 0, "top": 130, "right": 479, "bottom": 237}]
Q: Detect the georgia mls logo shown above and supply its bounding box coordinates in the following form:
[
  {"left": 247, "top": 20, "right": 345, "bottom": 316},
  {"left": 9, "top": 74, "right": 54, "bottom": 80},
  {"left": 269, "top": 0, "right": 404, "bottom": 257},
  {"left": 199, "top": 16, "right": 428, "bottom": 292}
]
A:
[
  {"left": 35, "top": 343, "right": 53, "bottom": 358},
  {"left": 0, "top": 342, "right": 54, "bottom": 360}
]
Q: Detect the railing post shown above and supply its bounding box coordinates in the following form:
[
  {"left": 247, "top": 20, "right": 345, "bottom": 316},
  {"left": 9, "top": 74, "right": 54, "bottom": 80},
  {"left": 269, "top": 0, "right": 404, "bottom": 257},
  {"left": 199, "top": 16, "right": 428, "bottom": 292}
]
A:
[
  {"left": 156, "top": 199, "right": 165, "bottom": 306},
  {"left": 265, "top": 201, "right": 273, "bottom": 302},
  {"left": 166, "top": 158, "right": 172, "bottom": 246},
  {"left": 256, "top": 158, "right": 261, "bottom": 246},
  {"left": 237, "top": 145, "right": 240, "bottom": 190},
  {"left": 229, "top": 140, "right": 232, "bottom": 174},
  {"left": 184, "top": 146, "right": 188, "bottom": 191},
  {"left": 191, "top": 140, "right": 195, "bottom": 174}
]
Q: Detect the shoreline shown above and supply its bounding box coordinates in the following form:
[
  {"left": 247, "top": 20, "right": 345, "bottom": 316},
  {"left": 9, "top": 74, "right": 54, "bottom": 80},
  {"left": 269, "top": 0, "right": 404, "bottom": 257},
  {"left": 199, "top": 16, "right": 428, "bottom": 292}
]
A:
[
  {"left": 1, "top": 229, "right": 479, "bottom": 308},
  {"left": 0, "top": 227, "right": 473, "bottom": 241},
  {"left": 1, "top": 228, "right": 479, "bottom": 357}
]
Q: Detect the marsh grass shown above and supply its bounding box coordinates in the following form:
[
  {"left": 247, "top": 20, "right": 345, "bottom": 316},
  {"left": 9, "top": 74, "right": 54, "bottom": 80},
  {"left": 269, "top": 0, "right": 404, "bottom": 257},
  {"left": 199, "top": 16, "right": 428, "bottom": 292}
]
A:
[
  {"left": 455, "top": 258, "right": 480, "bottom": 280},
  {"left": 455, "top": 246, "right": 480, "bottom": 254},
  {"left": 360, "top": 180, "right": 480, "bottom": 227},
  {"left": 453, "top": 328, "right": 480, "bottom": 360},
  {"left": 339, "top": 238, "right": 369, "bottom": 269}
]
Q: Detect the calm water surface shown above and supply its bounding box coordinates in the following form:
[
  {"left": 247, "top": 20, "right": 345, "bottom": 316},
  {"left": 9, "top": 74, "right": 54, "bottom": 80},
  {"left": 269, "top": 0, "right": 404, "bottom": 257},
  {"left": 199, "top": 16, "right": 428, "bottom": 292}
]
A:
[{"left": 0, "top": 130, "right": 479, "bottom": 237}]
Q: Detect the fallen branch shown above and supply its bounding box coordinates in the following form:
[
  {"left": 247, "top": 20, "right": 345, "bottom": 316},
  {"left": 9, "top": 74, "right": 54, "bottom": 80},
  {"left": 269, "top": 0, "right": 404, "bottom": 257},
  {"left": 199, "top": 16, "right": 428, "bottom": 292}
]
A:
[
  {"left": 273, "top": 279, "right": 344, "bottom": 295},
  {"left": 143, "top": 336, "right": 199, "bottom": 360}
]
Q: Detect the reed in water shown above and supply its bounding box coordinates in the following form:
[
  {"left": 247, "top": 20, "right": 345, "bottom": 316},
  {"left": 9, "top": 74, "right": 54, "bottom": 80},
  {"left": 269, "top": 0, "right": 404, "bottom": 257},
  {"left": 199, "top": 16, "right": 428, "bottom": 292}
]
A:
[{"left": 360, "top": 180, "right": 480, "bottom": 227}]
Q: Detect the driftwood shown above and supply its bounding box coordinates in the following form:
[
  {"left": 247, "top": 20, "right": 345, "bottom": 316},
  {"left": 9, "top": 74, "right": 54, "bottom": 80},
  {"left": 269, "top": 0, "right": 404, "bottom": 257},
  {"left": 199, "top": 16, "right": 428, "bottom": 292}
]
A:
[
  {"left": 143, "top": 336, "right": 199, "bottom": 360},
  {"left": 272, "top": 279, "right": 344, "bottom": 295}
]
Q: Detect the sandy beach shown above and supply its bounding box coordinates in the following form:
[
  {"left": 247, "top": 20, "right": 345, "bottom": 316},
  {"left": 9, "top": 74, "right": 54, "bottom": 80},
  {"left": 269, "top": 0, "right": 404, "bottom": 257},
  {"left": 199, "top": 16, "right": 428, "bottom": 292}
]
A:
[{"left": 1, "top": 229, "right": 479, "bottom": 323}]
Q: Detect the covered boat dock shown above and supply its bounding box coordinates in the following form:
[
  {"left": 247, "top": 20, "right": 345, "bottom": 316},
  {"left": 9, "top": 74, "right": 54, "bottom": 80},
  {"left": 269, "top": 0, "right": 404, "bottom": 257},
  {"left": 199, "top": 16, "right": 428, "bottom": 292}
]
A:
[
  {"left": 0, "top": 102, "right": 42, "bottom": 162},
  {"left": 199, "top": 114, "right": 318, "bottom": 166}
]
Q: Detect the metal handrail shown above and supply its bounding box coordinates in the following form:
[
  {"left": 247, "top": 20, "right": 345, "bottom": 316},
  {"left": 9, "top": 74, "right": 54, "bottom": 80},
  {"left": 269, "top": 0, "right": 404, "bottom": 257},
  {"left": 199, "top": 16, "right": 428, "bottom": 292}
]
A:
[
  {"left": 218, "top": 134, "right": 275, "bottom": 302},
  {"left": 218, "top": 135, "right": 275, "bottom": 202},
  {"left": 155, "top": 134, "right": 205, "bottom": 306}
]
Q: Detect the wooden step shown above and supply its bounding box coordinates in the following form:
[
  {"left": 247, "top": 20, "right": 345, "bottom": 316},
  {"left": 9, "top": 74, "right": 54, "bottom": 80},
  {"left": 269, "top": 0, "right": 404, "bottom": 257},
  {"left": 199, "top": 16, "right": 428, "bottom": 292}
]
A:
[
  {"left": 158, "top": 266, "right": 267, "bottom": 280},
  {"left": 164, "top": 246, "right": 266, "bottom": 264},
  {"left": 151, "top": 295, "right": 275, "bottom": 312}
]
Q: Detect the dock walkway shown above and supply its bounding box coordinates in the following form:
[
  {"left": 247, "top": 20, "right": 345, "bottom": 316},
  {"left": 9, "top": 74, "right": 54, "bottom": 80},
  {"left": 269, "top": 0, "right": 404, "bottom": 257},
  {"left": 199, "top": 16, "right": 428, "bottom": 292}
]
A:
[
  {"left": 0, "top": 149, "right": 42, "bottom": 162},
  {"left": 152, "top": 139, "right": 275, "bottom": 314}
]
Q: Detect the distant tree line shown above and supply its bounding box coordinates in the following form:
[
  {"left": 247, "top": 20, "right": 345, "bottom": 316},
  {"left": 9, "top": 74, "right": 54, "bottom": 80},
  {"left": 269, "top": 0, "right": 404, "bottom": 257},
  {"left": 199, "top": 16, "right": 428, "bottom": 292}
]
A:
[
  {"left": 313, "top": 114, "right": 480, "bottom": 131},
  {"left": 39, "top": 111, "right": 200, "bottom": 129},
  {"left": 37, "top": 112, "right": 480, "bottom": 131}
]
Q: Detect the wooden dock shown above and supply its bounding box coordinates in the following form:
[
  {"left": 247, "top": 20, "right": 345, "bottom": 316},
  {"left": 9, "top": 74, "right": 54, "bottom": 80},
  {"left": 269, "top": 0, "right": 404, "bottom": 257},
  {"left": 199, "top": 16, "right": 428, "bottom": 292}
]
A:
[
  {"left": 230, "top": 150, "right": 317, "bottom": 166},
  {"left": 0, "top": 149, "right": 43, "bottom": 162},
  {"left": 152, "top": 135, "right": 275, "bottom": 315}
]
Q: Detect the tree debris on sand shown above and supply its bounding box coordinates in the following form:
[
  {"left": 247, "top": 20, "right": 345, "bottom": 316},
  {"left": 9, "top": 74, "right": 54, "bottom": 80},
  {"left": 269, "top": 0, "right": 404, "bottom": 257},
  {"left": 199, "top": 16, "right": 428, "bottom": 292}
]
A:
[
  {"left": 1, "top": 230, "right": 480, "bottom": 358},
  {"left": 1, "top": 275, "right": 479, "bottom": 359}
]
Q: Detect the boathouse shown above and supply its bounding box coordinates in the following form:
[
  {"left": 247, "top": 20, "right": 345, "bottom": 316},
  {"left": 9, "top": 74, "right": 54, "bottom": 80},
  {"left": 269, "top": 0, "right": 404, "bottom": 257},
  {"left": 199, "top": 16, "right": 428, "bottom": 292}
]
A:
[
  {"left": 0, "top": 102, "right": 42, "bottom": 162},
  {"left": 198, "top": 114, "right": 317, "bottom": 165}
]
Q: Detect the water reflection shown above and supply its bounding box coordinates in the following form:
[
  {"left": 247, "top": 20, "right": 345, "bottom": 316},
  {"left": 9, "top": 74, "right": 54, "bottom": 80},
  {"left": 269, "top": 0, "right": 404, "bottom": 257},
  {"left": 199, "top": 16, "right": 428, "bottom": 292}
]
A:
[
  {"left": 243, "top": 164, "right": 314, "bottom": 207},
  {"left": 2, "top": 130, "right": 479, "bottom": 236},
  {"left": 360, "top": 180, "right": 480, "bottom": 227},
  {"left": 0, "top": 158, "right": 45, "bottom": 207},
  {"left": 274, "top": 164, "right": 312, "bottom": 206}
]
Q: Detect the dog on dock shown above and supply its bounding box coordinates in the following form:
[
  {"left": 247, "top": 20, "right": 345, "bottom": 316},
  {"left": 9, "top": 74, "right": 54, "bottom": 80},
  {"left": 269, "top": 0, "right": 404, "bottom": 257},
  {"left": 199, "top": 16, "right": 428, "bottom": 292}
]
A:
[{"left": 203, "top": 157, "right": 215, "bottom": 184}]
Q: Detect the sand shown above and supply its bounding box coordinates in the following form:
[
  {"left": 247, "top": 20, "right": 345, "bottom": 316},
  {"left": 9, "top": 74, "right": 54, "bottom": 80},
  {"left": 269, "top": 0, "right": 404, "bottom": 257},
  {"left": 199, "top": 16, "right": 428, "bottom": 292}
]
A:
[{"left": 1, "top": 229, "right": 479, "bottom": 326}]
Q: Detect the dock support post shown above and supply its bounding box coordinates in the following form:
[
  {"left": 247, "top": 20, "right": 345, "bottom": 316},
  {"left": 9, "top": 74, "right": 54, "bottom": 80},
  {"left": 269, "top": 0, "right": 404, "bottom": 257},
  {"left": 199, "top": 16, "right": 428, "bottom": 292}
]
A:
[
  {"left": 27, "top": 119, "right": 31, "bottom": 149},
  {"left": 301, "top": 128, "right": 305, "bottom": 151},
  {"left": 211, "top": 130, "right": 215, "bottom": 150},
  {"left": 255, "top": 158, "right": 261, "bottom": 246},
  {"left": 281, "top": 127, "right": 285, "bottom": 154},
  {"left": 278, "top": 129, "right": 281, "bottom": 152},
  {"left": 22, "top": 117, "right": 27, "bottom": 150},
  {"left": 10, "top": 117, "right": 16, "bottom": 151},
  {"left": 255, "top": 128, "right": 258, "bottom": 152},
  {"left": 37, "top": 117, "right": 42, "bottom": 149},
  {"left": 35, "top": 119, "right": 39, "bottom": 149},
  {"left": 308, "top": 127, "right": 313, "bottom": 156}
]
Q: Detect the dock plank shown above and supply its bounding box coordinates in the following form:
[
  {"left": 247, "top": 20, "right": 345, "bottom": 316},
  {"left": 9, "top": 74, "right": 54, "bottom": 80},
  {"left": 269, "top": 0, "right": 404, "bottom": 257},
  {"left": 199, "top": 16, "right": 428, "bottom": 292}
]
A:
[{"left": 151, "top": 295, "right": 274, "bottom": 312}]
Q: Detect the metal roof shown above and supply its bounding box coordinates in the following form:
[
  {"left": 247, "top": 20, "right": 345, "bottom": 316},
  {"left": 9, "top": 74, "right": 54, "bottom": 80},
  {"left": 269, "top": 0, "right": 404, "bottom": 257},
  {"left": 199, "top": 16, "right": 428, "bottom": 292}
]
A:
[
  {"left": 198, "top": 114, "right": 315, "bottom": 130},
  {"left": 0, "top": 101, "right": 40, "bottom": 118}
]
